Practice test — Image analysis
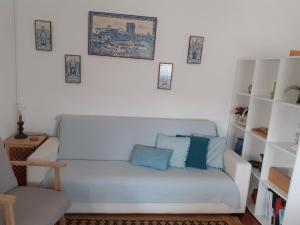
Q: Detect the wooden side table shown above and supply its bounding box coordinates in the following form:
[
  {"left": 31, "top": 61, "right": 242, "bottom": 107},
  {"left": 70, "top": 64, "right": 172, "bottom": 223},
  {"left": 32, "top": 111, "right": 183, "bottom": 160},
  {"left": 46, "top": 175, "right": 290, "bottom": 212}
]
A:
[{"left": 3, "top": 133, "right": 47, "bottom": 186}]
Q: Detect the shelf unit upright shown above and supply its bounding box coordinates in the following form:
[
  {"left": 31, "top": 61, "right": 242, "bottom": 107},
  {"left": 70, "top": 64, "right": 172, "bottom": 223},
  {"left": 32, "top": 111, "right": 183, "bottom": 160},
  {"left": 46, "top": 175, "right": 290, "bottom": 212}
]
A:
[{"left": 228, "top": 57, "right": 300, "bottom": 225}]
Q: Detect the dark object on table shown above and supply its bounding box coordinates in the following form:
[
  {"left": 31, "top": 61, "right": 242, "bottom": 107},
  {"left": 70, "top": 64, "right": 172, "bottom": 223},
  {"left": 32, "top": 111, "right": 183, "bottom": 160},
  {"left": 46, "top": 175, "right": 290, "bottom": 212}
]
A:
[
  {"left": 234, "top": 137, "right": 244, "bottom": 156},
  {"left": 15, "top": 121, "right": 28, "bottom": 139}
]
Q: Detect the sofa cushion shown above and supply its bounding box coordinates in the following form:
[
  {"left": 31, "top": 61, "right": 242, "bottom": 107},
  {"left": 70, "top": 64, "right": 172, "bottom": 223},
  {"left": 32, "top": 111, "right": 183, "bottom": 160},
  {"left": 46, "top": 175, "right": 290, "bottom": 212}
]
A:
[
  {"left": 177, "top": 135, "right": 210, "bottom": 169},
  {"left": 205, "top": 137, "right": 227, "bottom": 169},
  {"left": 0, "top": 141, "right": 18, "bottom": 194},
  {"left": 156, "top": 134, "right": 190, "bottom": 168},
  {"left": 130, "top": 145, "right": 173, "bottom": 170},
  {"left": 57, "top": 115, "right": 218, "bottom": 160},
  {"left": 193, "top": 133, "right": 227, "bottom": 169},
  {"left": 43, "top": 160, "right": 240, "bottom": 209},
  {"left": 7, "top": 186, "right": 70, "bottom": 225}
]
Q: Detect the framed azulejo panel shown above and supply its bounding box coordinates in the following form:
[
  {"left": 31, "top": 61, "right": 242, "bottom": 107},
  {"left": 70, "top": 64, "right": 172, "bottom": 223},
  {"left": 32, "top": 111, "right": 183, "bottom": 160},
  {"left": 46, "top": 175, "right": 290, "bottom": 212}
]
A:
[
  {"left": 35, "top": 20, "right": 52, "bottom": 51},
  {"left": 187, "top": 36, "right": 204, "bottom": 64},
  {"left": 88, "top": 11, "right": 157, "bottom": 60},
  {"left": 157, "top": 63, "right": 173, "bottom": 90},
  {"left": 65, "top": 55, "right": 81, "bottom": 83}
]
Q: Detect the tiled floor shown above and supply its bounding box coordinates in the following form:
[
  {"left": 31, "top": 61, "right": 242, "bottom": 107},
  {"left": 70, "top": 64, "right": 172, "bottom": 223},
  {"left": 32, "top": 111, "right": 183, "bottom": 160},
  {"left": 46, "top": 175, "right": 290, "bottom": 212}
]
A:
[{"left": 239, "top": 210, "right": 261, "bottom": 225}]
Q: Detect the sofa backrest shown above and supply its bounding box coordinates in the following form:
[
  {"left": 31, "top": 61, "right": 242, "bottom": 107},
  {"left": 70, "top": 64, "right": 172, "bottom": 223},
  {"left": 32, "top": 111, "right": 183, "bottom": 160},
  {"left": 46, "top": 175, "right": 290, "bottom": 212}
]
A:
[{"left": 57, "top": 115, "right": 218, "bottom": 160}]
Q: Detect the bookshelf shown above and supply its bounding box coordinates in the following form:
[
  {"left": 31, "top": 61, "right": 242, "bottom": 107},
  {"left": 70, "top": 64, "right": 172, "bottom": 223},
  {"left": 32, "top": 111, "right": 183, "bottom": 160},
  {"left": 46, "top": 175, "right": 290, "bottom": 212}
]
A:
[{"left": 228, "top": 58, "right": 300, "bottom": 225}]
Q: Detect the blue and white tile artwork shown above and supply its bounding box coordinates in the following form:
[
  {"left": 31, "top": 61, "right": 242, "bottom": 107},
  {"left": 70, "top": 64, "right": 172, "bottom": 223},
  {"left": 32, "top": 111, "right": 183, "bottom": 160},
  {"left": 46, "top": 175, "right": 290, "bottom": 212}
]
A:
[
  {"left": 187, "top": 36, "right": 204, "bottom": 64},
  {"left": 65, "top": 55, "right": 81, "bottom": 83},
  {"left": 35, "top": 20, "right": 52, "bottom": 51},
  {"left": 88, "top": 11, "right": 157, "bottom": 60}
]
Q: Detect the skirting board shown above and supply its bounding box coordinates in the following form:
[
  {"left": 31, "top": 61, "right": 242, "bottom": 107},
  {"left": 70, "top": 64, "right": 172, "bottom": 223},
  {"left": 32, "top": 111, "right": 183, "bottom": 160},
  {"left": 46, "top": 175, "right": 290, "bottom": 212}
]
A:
[{"left": 68, "top": 202, "right": 244, "bottom": 214}]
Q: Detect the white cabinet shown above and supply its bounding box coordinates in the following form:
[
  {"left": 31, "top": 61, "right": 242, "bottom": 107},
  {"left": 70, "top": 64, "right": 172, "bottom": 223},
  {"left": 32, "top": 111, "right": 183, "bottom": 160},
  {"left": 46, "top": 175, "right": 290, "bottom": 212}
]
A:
[{"left": 228, "top": 57, "right": 300, "bottom": 225}]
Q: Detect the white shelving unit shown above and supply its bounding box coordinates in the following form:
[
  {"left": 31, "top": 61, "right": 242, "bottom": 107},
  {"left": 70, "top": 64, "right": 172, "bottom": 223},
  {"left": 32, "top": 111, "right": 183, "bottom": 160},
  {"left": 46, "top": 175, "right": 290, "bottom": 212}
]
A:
[{"left": 228, "top": 57, "right": 300, "bottom": 225}]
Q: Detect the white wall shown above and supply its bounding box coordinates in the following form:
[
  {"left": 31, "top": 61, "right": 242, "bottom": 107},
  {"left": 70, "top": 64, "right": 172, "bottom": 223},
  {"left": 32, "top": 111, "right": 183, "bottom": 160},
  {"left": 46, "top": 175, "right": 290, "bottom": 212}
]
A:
[
  {"left": 232, "top": 0, "right": 300, "bottom": 58},
  {"left": 15, "top": 0, "right": 300, "bottom": 136},
  {"left": 0, "top": 0, "right": 16, "bottom": 139}
]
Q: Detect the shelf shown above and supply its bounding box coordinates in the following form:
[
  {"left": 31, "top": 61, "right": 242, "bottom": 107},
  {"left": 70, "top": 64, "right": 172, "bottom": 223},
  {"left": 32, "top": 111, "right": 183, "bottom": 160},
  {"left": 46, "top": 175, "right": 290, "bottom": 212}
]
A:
[
  {"left": 231, "top": 122, "right": 246, "bottom": 132},
  {"left": 261, "top": 179, "right": 288, "bottom": 200},
  {"left": 269, "top": 142, "right": 297, "bottom": 157},
  {"left": 236, "top": 91, "right": 251, "bottom": 97},
  {"left": 231, "top": 58, "right": 300, "bottom": 225},
  {"left": 276, "top": 100, "right": 300, "bottom": 110},
  {"left": 251, "top": 167, "right": 261, "bottom": 180},
  {"left": 252, "top": 95, "right": 274, "bottom": 103},
  {"left": 247, "top": 130, "right": 267, "bottom": 142}
]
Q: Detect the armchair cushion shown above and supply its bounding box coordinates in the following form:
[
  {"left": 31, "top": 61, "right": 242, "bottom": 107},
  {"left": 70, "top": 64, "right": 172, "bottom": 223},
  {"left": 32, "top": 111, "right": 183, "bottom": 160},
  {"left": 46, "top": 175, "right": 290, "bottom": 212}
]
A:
[
  {"left": 7, "top": 186, "right": 70, "bottom": 225},
  {"left": 0, "top": 142, "right": 18, "bottom": 194}
]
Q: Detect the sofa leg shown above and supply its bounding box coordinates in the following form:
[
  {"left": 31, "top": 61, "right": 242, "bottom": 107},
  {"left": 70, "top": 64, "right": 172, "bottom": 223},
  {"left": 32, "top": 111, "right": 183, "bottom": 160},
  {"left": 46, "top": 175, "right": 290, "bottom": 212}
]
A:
[{"left": 59, "top": 215, "right": 66, "bottom": 225}]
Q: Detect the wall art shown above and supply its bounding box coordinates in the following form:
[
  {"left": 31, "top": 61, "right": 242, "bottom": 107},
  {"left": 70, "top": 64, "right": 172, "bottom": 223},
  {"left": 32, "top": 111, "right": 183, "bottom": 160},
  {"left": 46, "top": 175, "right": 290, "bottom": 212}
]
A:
[
  {"left": 35, "top": 20, "right": 52, "bottom": 51},
  {"left": 88, "top": 11, "right": 157, "bottom": 60},
  {"left": 187, "top": 36, "right": 204, "bottom": 64},
  {"left": 157, "top": 63, "right": 173, "bottom": 90},
  {"left": 65, "top": 54, "right": 81, "bottom": 83}
]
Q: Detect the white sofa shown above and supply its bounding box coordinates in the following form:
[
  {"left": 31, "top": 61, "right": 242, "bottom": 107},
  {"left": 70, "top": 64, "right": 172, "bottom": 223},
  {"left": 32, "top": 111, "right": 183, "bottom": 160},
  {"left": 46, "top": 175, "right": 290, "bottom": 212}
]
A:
[{"left": 27, "top": 115, "right": 251, "bottom": 214}]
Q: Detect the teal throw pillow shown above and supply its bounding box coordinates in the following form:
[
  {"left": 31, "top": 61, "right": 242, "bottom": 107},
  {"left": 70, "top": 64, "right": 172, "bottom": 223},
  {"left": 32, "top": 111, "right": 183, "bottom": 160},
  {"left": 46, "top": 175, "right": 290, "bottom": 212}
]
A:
[
  {"left": 130, "top": 144, "right": 173, "bottom": 170},
  {"left": 193, "top": 133, "right": 227, "bottom": 170},
  {"left": 177, "top": 135, "right": 210, "bottom": 169}
]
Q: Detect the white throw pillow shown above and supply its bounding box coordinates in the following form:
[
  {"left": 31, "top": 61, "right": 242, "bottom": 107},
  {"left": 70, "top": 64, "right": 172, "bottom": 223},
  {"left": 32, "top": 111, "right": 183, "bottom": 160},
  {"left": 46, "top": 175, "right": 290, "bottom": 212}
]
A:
[{"left": 156, "top": 134, "right": 190, "bottom": 168}]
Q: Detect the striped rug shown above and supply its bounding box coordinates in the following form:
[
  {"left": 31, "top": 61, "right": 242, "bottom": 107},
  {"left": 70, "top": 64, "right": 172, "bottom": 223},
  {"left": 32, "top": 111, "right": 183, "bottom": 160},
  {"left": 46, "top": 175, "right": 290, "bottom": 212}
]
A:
[{"left": 65, "top": 214, "right": 242, "bottom": 225}]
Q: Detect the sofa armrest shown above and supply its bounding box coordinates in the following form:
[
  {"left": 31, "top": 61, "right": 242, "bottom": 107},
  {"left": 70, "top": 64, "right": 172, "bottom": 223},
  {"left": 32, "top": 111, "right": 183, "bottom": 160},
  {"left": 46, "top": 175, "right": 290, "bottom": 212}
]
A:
[
  {"left": 27, "top": 137, "right": 59, "bottom": 185},
  {"left": 224, "top": 149, "right": 251, "bottom": 213}
]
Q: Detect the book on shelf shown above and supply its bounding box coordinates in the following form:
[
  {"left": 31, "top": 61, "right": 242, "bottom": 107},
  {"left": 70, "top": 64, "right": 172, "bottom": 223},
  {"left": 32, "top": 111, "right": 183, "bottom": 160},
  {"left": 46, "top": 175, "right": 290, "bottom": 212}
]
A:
[{"left": 264, "top": 188, "right": 286, "bottom": 225}]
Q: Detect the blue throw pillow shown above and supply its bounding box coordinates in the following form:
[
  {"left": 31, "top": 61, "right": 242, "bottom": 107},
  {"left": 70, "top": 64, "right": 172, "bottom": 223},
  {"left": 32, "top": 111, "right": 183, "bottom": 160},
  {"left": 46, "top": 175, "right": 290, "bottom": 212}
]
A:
[
  {"left": 156, "top": 134, "right": 190, "bottom": 168},
  {"left": 193, "top": 133, "right": 227, "bottom": 170},
  {"left": 177, "top": 135, "right": 210, "bottom": 169},
  {"left": 130, "top": 144, "right": 173, "bottom": 170}
]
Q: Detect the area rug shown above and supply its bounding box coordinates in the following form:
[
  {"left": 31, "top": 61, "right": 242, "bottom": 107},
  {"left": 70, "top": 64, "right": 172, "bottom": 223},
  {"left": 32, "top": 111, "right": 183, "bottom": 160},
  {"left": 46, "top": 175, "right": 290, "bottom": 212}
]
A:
[{"left": 65, "top": 214, "right": 242, "bottom": 225}]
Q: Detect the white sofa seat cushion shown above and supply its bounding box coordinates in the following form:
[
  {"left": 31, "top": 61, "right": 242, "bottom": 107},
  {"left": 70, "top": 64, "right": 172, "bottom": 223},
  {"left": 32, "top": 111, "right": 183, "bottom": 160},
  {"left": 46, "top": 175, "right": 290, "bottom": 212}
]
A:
[{"left": 43, "top": 160, "right": 240, "bottom": 209}]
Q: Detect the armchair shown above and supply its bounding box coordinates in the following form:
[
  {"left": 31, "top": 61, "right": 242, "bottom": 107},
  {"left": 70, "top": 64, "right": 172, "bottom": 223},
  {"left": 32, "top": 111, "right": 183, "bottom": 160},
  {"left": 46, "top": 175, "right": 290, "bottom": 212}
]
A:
[{"left": 0, "top": 141, "right": 70, "bottom": 225}]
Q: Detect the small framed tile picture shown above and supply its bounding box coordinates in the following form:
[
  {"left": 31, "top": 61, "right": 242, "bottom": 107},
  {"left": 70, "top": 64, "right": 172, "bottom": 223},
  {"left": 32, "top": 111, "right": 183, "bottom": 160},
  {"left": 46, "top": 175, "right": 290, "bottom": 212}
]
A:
[
  {"left": 157, "top": 63, "right": 173, "bottom": 90},
  {"left": 35, "top": 20, "right": 52, "bottom": 51},
  {"left": 65, "top": 55, "right": 81, "bottom": 83},
  {"left": 187, "top": 36, "right": 204, "bottom": 64}
]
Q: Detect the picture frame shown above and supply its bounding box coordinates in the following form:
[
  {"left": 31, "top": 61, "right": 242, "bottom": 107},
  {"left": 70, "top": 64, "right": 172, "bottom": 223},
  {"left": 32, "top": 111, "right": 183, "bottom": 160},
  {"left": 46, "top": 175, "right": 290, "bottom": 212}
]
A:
[
  {"left": 65, "top": 55, "right": 81, "bottom": 83},
  {"left": 157, "top": 63, "right": 173, "bottom": 90},
  {"left": 187, "top": 36, "right": 204, "bottom": 64},
  {"left": 88, "top": 11, "right": 157, "bottom": 60},
  {"left": 35, "top": 20, "right": 52, "bottom": 51}
]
